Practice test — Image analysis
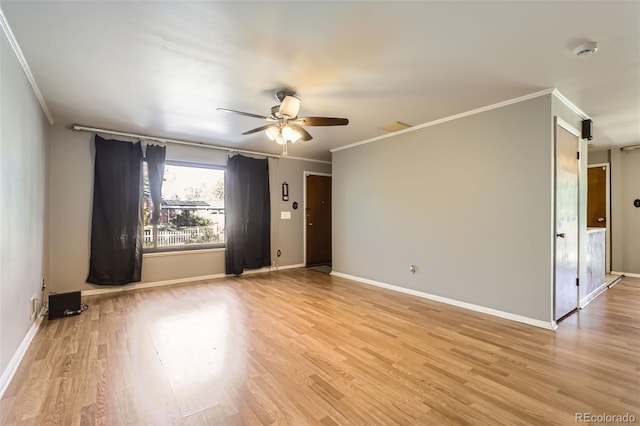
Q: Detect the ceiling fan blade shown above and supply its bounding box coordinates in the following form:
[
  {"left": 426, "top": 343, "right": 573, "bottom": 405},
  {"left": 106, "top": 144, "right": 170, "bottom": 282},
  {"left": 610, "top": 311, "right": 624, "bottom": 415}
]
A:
[
  {"left": 242, "top": 124, "right": 279, "bottom": 135},
  {"left": 291, "top": 125, "right": 313, "bottom": 141},
  {"left": 295, "top": 117, "right": 349, "bottom": 126},
  {"left": 217, "top": 108, "right": 274, "bottom": 121}
]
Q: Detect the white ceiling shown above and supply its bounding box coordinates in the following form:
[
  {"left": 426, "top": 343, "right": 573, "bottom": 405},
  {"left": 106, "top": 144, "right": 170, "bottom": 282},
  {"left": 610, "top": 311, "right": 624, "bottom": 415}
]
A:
[{"left": 2, "top": 1, "right": 639, "bottom": 161}]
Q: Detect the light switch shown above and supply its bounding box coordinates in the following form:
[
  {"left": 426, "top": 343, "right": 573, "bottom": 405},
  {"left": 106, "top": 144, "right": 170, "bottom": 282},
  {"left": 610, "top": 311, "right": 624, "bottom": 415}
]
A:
[{"left": 281, "top": 211, "right": 291, "bottom": 220}]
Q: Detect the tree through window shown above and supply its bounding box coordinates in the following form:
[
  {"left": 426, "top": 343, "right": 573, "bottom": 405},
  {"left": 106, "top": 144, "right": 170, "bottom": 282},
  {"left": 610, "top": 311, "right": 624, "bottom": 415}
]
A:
[{"left": 143, "top": 161, "right": 225, "bottom": 251}]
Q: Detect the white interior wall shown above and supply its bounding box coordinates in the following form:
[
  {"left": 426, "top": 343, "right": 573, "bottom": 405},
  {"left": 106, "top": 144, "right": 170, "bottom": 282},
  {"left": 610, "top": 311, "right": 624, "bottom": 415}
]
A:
[{"left": 0, "top": 30, "right": 50, "bottom": 378}]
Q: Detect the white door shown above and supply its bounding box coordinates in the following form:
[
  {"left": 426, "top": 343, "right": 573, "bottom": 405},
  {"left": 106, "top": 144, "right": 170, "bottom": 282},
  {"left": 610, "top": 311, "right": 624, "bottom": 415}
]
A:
[{"left": 555, "top": 119, "right": 579, "bottom": 321}]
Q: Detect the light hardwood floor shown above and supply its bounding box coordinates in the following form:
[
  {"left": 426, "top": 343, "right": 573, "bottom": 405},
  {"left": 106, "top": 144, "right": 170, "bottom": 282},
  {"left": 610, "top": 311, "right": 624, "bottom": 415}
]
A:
[{"left": 1, "top": 270, "right": 638, "bottom": 425}]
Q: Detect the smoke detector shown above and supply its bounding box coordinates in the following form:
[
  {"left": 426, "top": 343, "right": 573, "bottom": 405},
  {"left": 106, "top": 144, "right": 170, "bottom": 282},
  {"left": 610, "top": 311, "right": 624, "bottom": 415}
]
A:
[{"left": 573, "top": 42, "right": 599, "bottom": 58}]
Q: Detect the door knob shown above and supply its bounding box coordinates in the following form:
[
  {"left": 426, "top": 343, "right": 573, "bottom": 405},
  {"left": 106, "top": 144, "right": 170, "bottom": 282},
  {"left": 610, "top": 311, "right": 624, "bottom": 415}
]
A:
[
  {"left": 308, "top": 222, "right": 313, "bottom": 226},
  {"left": 556, "top": 232, "right": 566, "bottom": 238},
  {"left": 597, "top": 218, "right": 605, "bottom": 222}
]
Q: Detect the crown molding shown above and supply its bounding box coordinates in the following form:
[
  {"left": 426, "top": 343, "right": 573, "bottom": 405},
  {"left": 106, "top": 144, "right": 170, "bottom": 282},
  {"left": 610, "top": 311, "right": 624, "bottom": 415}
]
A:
[
  {"left": 331, "top": 88, "right": 555, "bottom": 153},
  {"left": 551, "top": 89, "right": 590, "bottom": 120}
]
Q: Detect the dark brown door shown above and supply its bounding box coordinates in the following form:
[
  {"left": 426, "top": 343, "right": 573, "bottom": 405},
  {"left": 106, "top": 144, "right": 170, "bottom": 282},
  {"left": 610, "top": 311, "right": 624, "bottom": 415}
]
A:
[
  {"left": 587, "top": 166, "right": 606, "bottom": 228},
  {"left": 306, "top": 175, "right": 331, "bottom": 266}
]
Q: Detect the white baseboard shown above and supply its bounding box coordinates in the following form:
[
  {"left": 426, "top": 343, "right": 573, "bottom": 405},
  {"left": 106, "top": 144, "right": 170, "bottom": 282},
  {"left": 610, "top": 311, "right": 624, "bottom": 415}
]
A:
[
  {"left": 611, "top": 271, "right": 639, "bottom": 279},
  {"left": 330, "top": 271, "right": 555, "bottom": 330},
  {"left": 82, "top": 273, "right": 226, "bottom": 296},
  {"left": 0, "top": 315, "right": 43, "bottom": 399},
  {"left": 242, "top": 263, "right": 305, "bottom": 275},
  {"left": 579, "top": 282, "right": 608, "bottom": 309},
  {"left": 81, "top": 263, "right": 306, "bottom": 296},
  {"left": 273, "top": 263, "right": 306, "bottom": 271}
]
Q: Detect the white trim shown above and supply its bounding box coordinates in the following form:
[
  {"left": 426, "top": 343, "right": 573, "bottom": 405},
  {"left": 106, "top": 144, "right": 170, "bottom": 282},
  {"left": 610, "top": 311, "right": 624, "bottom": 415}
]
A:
[
  {"left": 143, "top": 248, "right": 225, "bottom": 258},
  {"left": 330, "top": 88, "right": 554, "bottom": 153},
  {"left": 579, "top": 282, "right": 608, "bottom": 309},
  {"left": 553, "top": 117, "right": 581, "bottom": 321},
  {"left": 0, "top": 8, "right": 54, "bottom": 125},
  {"left": 551, "top": 89, "right": 590, "bottom": 120},
  {"left": 0, "top": 315, "right": 43, "bottom": 399},
  {"left": 304, "top": 171, "right": 332, "bottom": 177},
  {"left": 270, "top": 263, "right": 305, "bottom": 272},
  {"left": 81, "top": 264, "right": 307, "bottom": 296},
  {"left": 282, "top": 156, "right": 331, "bottom": 165},
  {"left": 72, "top": 125, "right": 330, "bottom": 165},
  {"left": 239, "top": 263, "right": 305, "bottom": 275},
  {"left": 330, "top": 271, "right": 556, "bottom": 330},
  {"left": 612, "top": 271, "right": 640, "bottom": 278},
  {"left": 587, "top": 162, "right": 611, "bottom": 272},
  {"left": 303, "top": 171, "right": 332, "bottom": 266},
  {"left": 620, "top": 144, "right": 640, "bottom": 152},
  {"left": 549, "top": 114, "right": 557, "bottom": 326},
  {"left": 556, "top": 117, "right": 581, "bottom": 137},
  {"left": 82, "top": 274, "right": 226, "bottom": 296}
]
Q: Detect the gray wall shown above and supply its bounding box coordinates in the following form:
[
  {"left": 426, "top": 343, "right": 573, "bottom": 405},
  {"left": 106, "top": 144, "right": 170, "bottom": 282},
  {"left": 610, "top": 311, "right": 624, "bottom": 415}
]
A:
[
  {"left": 588, "top": 150, "right": 609, "bottom": 165},
  {"left": 333, "top": 95, "right": 554, "bottom": 322},
  {"left": 0, "top": 31, "right": 50, "bottom": 376},
  {"left": 48, "top": 125, "right": 330, "bottom": 294},
  {"left": 611, "top": 148, "right": 640, "bottom": 273},
  {"left": 269, "top": 157, "right": 331, "bottom": 267}
]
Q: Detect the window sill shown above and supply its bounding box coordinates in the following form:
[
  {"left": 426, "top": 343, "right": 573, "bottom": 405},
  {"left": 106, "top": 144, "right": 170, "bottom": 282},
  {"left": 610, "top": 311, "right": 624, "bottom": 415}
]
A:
[{"left": 143, "top": 247, "right": 225, "bottom": 258}]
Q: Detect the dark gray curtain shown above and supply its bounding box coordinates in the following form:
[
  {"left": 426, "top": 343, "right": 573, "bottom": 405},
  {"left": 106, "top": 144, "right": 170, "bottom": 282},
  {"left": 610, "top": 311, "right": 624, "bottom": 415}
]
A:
[
  {"left": 145, "top": 144, "right": 166, "bottom": 224},
  {"left": 225, "top": 155, "right": 271, "bottom": 275},
  {"left": 87, "top": 135, "right": 143, "bottom": 285}
]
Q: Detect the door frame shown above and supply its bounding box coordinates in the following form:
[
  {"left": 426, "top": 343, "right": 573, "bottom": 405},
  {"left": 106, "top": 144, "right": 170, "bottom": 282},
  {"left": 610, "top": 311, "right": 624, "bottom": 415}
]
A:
[
  {"left": 553, "top": 117, "right": 581, "bottom": 324},
  {"left": 587, "top": 162, "right": 611, "bottom": 273},
  {"left": 303, "top": 171, "right": 332, "bottom": 266}
]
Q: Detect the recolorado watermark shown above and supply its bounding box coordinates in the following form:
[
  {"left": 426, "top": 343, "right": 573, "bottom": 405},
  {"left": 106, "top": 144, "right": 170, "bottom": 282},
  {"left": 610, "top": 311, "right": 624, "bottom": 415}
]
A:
[{"left": 576, "top": 413, "right": 636, "bottom": 423}]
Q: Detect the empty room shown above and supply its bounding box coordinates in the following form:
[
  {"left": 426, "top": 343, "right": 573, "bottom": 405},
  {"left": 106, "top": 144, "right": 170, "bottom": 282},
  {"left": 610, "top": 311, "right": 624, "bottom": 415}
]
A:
[{"left": 1, "top": 1, "right": 639, "bottom": 425}]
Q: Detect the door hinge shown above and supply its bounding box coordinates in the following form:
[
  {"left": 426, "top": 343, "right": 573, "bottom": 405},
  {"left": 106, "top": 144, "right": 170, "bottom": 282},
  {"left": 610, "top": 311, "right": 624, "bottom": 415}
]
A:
[
  {"left": 577, "top": 151, "right": 580, "bottom": 160},
  {"left": 576, "top": 278, "right": 580, "bottom": 286}
]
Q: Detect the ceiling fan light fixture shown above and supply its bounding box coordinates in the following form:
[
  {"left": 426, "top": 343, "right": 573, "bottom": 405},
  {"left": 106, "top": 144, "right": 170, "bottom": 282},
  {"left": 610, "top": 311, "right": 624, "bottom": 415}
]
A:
[
  {"left": 265, "top": 127, "right": 279, "bottom": 141},
  {"left": 279, "top": 96, "right": 301, "bottom": 118},
  {"left": 274, "top": 134, "right": 286, "bottom": 145},
  {"left": 282, "top": 125, "right": 301, "bottom": 143},
  {"left": 220, "top": 89, "right": 348, "bottom": 152}
]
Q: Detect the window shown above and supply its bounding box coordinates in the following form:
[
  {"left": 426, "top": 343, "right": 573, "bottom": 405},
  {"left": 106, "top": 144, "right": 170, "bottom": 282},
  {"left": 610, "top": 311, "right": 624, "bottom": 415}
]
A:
[{"left": 143, "top": 161, "right": 225, "bottom": 252}]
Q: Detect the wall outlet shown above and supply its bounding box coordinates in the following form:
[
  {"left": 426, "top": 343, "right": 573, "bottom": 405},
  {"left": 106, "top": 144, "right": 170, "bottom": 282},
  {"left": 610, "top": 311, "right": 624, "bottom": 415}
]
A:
[
  {"left": 30, "top": 294, "right": 39, "bottom": 320},
  {"left": 409, "top": 264, "right": 418, "bottom": 274}
]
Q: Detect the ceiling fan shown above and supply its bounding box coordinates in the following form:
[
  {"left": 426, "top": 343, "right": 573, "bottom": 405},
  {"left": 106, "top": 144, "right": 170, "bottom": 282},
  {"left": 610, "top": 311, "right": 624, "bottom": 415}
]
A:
[{"left": 217, "top": 90, "right": 349, "bottom": 155}]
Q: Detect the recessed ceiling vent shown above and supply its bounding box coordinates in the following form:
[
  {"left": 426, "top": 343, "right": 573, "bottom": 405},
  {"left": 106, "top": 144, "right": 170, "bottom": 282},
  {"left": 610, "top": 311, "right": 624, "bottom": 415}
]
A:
[{"left": 379, "top": 121, "right": 412, "bottom": 132}]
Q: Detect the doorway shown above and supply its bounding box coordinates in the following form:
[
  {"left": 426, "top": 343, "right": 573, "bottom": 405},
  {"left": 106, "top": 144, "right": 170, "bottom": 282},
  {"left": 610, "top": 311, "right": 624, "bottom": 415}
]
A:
[
  {"left": 587, "top": 163, "right": 610, "bottom": 273},
  {"left": 304, "top": 173, "right": 332, "bottom": 267},
  {"left": 554, "top": 119, "right": 580, "bottom": 321}
]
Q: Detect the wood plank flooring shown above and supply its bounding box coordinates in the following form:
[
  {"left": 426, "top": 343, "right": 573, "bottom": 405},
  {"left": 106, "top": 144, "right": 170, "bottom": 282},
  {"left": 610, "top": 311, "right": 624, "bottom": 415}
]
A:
[{"left": 1, "top": 270, "right": 638, "bottom": 425}]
